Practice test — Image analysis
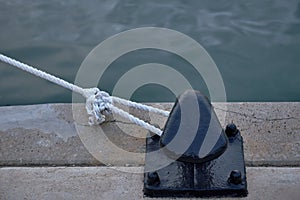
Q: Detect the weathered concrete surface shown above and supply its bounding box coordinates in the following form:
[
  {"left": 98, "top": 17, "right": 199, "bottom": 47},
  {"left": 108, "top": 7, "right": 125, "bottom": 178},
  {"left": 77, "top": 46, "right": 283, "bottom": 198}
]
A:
[
  {"left": 0, "top": 103, "right": 299, "bottom": 166},
  {"left": 0, "top": 104, "right": 101, "bottom": 166},
  {"left": 0, "top": 166, "right": 299, "bottom": 200},
  {"left": 0, "top": 103, "right": 299, "bottom": 199}
]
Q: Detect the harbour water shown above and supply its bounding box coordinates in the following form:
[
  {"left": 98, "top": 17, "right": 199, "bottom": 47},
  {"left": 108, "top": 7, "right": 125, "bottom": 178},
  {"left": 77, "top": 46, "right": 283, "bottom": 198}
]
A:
[{"left": 0, "top": 0, "right": 300, "bottom": 105}]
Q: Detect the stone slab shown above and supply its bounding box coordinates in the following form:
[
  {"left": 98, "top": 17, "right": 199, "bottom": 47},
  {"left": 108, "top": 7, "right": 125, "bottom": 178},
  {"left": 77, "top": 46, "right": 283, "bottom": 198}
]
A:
[
  {"left": 213, "top": 102, "right": 300, "bottom": 166},
  {"left": 0, "top": 166, "right": 299, "bottom": 200},
  {"left": 0, "top": 103, "right": 299, "bottom": 166}
]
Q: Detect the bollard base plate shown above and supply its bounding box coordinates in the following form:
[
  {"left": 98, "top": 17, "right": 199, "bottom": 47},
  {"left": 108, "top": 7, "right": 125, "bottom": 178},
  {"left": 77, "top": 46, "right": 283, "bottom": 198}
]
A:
[{"left": 144, "top": 131, "right": 248, "bottom": 198}]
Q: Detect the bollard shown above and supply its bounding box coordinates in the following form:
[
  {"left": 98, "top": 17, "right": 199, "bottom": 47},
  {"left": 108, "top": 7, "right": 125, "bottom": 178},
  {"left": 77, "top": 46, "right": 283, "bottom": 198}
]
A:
[{"left": 144, "top": 90, "right": 248, "bottom": 197}]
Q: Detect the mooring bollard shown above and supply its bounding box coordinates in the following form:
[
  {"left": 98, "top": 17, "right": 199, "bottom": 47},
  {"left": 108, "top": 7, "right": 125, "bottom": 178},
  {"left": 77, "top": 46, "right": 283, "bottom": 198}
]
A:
[{"left": 144, "top": 90, "right": 248, "bottom": 198}]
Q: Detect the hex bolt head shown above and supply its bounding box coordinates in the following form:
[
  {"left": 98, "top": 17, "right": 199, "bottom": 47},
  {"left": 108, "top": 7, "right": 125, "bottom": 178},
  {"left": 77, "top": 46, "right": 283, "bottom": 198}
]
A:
[
  {"left": 225, "top": 123, "right": 238, "bottom": 137},
  {"left": 229, "top": 170, "right": 242, "bottom": 184},
  {"left": 147, "top": 171, "right": 160, "bottom": 185}
]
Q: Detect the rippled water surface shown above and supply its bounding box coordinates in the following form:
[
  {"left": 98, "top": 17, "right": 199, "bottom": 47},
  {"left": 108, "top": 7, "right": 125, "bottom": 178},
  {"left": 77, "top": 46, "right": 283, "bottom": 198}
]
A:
[{"left": 0, "top": 0, "right": 300, "bottom": 105}]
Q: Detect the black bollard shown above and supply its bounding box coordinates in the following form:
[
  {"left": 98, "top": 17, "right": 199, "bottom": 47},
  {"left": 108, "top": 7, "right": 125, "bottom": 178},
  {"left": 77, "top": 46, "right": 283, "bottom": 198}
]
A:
[
  {"left": 144, "top": 90, "right": 247, "bottom": 197},
  {"left": 160, "top": 90, "right": 228, "bottom": 164}
]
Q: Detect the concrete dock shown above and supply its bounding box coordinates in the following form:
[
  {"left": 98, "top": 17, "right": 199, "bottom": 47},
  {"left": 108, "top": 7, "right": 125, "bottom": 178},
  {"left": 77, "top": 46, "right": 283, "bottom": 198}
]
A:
[{"left": 0, "top": 103, "right": 299, "bottom": 199}]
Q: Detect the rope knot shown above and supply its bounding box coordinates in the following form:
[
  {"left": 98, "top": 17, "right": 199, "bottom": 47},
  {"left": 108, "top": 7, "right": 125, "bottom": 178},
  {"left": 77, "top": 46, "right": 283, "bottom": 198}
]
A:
[
  {"left": 0, "top": 53, "right": 169, "bottom": 136},
  {"left": 83, "top": 88, "right": 112, "bottom": 125},
  {"left": 94, "top": 90, "right": 112, "bottom": 111}
]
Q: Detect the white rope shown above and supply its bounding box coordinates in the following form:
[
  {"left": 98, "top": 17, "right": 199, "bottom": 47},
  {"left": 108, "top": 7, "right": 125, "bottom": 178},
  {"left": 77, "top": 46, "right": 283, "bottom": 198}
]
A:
[
  {"left": 0, "top": 53, "right": 169, "bottom": 136},
  {"left": 112, "top": 96, "right": 169, "bottom": 117},
  {"left": 110, "top": 106, "right": 163, "bottom": 136},
  {"left": 0, "top": 54, "right": 85, "bottom": 96}
]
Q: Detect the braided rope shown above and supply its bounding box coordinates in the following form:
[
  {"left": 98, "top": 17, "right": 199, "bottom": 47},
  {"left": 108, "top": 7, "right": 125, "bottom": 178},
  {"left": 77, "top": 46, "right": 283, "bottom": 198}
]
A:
[{"left": 0, "top": 53, "right": 169, "bottom": 136}]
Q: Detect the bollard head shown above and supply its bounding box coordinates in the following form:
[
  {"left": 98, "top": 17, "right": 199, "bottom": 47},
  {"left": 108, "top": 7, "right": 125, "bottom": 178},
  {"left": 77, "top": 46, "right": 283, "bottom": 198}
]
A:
[{"left": 160, "top": 90, "right": 228, "bottom": 164}]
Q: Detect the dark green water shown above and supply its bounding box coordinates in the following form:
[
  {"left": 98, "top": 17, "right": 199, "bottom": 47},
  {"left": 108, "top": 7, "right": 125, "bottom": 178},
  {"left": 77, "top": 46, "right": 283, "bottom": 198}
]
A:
[{"left": 1, "top": 0, "right": 300, "bottom": 105}]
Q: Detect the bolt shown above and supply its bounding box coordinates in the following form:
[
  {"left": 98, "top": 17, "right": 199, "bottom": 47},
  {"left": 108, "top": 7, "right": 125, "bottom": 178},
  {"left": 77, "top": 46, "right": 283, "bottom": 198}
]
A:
[
  {"left": 147, "top": 171, "right": 160, "bottom": 185},
  {"left": 229, "top": 170, "right": 242, "bottom": 184},
  {"left": 225, "top": 123, "right": 238, "bottom": 137}
]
